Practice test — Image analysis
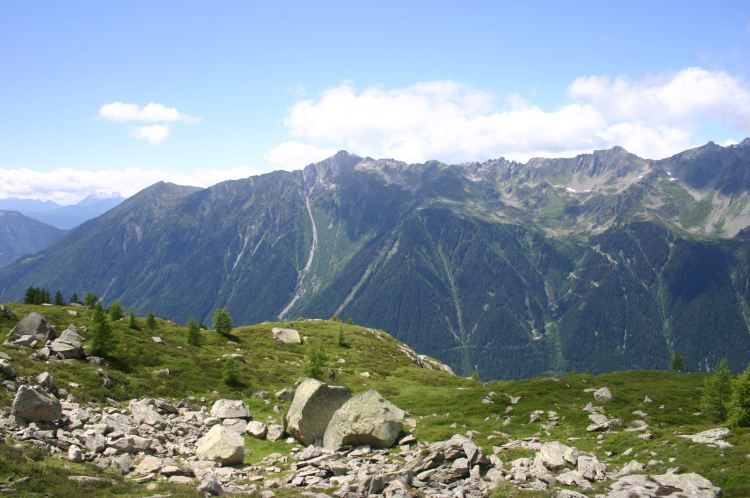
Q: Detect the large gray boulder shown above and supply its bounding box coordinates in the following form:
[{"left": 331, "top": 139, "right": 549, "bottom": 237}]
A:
[
  {"left": 606, "top": 472, "right": 721, "bottom": 497},
  {"left": 538, "top": 441, "right": 579, "bottom": 470},
  {"left": 323, "top": 389, "right": 405, "bottom": 450},
  {"left": 284, "top": 378, "right": 351, "bottom": 446},
  {"left": 0, "top": 359, "right": 14, "bottom": 379},
  {"left": 49, "top": 325, "right": 84, "bottom": 358},
  {"left": 7, "top": 312, "right": 57, "bottom": 343},
  {"left": 195, "top": 425, "right": 245, "bottom": 465},
  {"left": 11, "top": 385, "right": 63, "bottom": 422},
  {"left": 272, "top": 327, "right": 301, "bottom": 345},
  {"left": 210, "top": 399, "right": 250, "bottom": 419},
  {"left": 129, "top": 399, "right": 165, "bottom": 426}
]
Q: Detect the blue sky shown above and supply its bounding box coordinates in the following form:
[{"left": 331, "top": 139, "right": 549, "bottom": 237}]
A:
[{"left": 2, "top": 1, "right": 750, "bottom": 202}]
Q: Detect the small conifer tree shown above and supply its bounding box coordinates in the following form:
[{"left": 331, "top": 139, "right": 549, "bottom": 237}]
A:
[
  {"left": 54, "top": 290, "right": 65, "bottom": 306},
  {"left": 700, "top": 358, "right": 732, "bottom": 422},
  {"left": 83, "top": 292, "right": 98, "bottom": 307},
  {"left": 223, "top": 358, "right": 240, "bottom": 387},
  {"left": 337, "top": 325, "right": 347, "bottom": 347},
  {"left": 305, "top": 342, "right": 328, "bottom": 380},
  {"left": 87, "top": 303, "right": 118, "bottom": 357},
  {"left": 670, "top": 353, "right": 685, "bottom": 372},
  {"left": 187, "top": 318, "right": 201, "bottom": 346},
  {"left": 108, "top": 300, "right": 123, "bottom": 321},
  {"left": 128, "top": 311, "right": 139, "bottom": 330},
  {"left": 728, "top": 364, "right": 750, "bottom": 427},
  {"left": 146, "top": 312, "right": 157, "bottom": 330},
  {"left": 213, "top": 308, "right": 233, "bottom": 335},
  {"left": 70, "top": 292, "right": 79, "bottom": 304}
]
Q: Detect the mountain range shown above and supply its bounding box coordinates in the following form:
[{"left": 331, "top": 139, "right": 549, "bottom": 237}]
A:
[
  {"left": 0, "top": 194, "right": 125, "bottom": 229},
  {"left": 0, "top": 211, "right": 64, "bottom": 268},
  {"left": 1, "top": 141, "right": 750, "bottom": 379}
]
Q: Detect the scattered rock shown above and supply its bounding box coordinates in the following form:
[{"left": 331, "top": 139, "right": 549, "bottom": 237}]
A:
[
  {"left": 68, "top": 444, "right": 83, "bottom": 462},
  {"left": 594, "top": 387, "right": 613, "bottom": 402},
  {"left": 197, "top": 476, "right": 224, "bottom": 495},
  {"left": 7, "top": 312, "right": 57, "bottom": 343},
  {"left": 246, "top": 421, "right": 268, "bottom": 439},
  {"left": 271, "top": 327, "right": 301, "bottom": 345},
  {"left": 538, "top": 441, "right": 579, "bottom": 470},
  {"left": 36, "top": 372, "right": 54, "bottom": 390},
  {"left": 0, "top": 359, "right": 14, "bottom": 379},
  {"left": 323, "top": 389, "right": 405, "bottom": 450},
  {"left": 210, "top": 399, "right": 251, "bottom": 419},
  {"left": 195, "top": 425, "right": 245, "bottom": 465},
  {"left": 266, "top": 424, "right": 284, "bottom": 441},
  {"left": 678, "top": 427, "right": 732, "bottom": 449},
  {"left": 49, "top": 325, "right": 84, "bottom": 359},
  {"left": 275, "top": 387, "right": 293, "bottom": 401},
  {"left": 11, "top": 385, "right": 62, "bottom": 422}
]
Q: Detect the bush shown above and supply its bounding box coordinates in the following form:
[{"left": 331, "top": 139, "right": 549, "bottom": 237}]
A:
[
  {"left": 213, "top": 308, "right": 233, "bottom": 335},
  {"left": 87, "top": 303, "right": 118, "bottom": 357},
  {"left": 128, "top": 311, "right": 139, "bottom": 330},
  {"left": 337, "top": 325, "right": 347, "bottom": 347},
  {"left": 83, "top": 292, "right": 98, "bottom": 307},
  {"left": 728, "top": 364, "right": 750, "bottom": 427},
  {"left": 700, "top": 358, "right": 732, "bottom": 422}
]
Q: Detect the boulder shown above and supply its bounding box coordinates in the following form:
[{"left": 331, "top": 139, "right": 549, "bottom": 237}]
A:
[
  {"left": 678, "top": 427, "right": 732, "bottom": 448},
  {"left": 109, "top": 435, "right": 153, "bottom": 453},
  {"left": 275, "top": 387, "right": 294, "bottom": 401},
  {"left": 606, "top": 472, "right": 721, "bottom": 497},
  {"left": 197, "top": 476, "right": 223, "bottom": 495},
  {"left": 0, "top": 304, "right": 16, "bottom": 320},
  {"left": 210, "top": 399, "right": 251, "bottom": 419},
  {"left": 49, "top": 325, "right": 84, "bottom": 359},
  {"left": 36, "top": 372, "right": 54, "bottom": 390},
  {"left": 323, "top": 389, "right": 405, "bottom": 450},
  {"left": 0, "top": 359, "right": 14, "bottom": 379},
  {"left": 538, "top": 441, "right": 579, "bottom": 470},
  {"left": 284, "top": 378, "right": 351, "bottom": 445},
  {"left": 578, "top": 454, "right": 607, "bottom": 481},
  {"left": 246, "top": 421, "right": 268, "bottom": 439},
  {"left": 11, "top": 385, "right": 62, "bottom": 422},
  {"left": 195, "top": 425, "right": 245, "bottom": 465},
  {"left": 271, "top": 327, "right": 301, "bottom": 345},
  {"left": 594, "top": 387, "right": 613, "bottom": 402},
  {"left": 266, "top": 424, "right": 284, "bottom": 441},
  {"left": 129, "top": 399, "right": 165, "bottom": 426},
  {"left": 7, "top": 312, "right": 57, "bottom": 343},
  {"left": 68, "top": 445, "right": 83, "bottom": 463}
]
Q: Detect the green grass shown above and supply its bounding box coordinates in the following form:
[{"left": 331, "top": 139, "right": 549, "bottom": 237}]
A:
[{"left": 2, "top": 303, "right": 750, "bottom": 497}]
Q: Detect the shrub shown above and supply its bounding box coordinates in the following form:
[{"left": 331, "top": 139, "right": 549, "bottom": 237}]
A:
[
  {"left": 223, "top": 358, "right": 241, "bottom": 387},
  {"left": 305, "top": 341, "right": 328, "bottom": 380},
  {"left": 700, "top": 358, "right": 732, "bottom": 422},
  {"left": 87, "top": 303, "right": 118, "bottom": 357},
  {"left": 108, "top": 300, "right": 123, "bottom": 321},
  {"left": 128, "top": 311, "right": 139, "bottom": 330},
  {"left": 187, "top": 318, "right": 201, "bottom": 346},
  {"left": 213, "top": 308, "right": 233, "bottom": 335},
  {"left": 146, "top": 312, "right": 157, "bottom": 330},
  {"left": 728, "top": 364, "right": 750, "bottom": 427},
  {"left": 670, "top": 353, "right": 685, "bottom": 372}
]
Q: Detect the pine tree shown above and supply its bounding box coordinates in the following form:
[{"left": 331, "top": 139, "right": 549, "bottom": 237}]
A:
[
  {"left": 223, "top": 358, "right": 241, "bottom": 387},
  {"left": 337, "top": 325, "right": 347, "bottom": 347},
  {"left": 108, "top": 300, "right": 123, "bottom": 321},
  {"left": 700, "top": 358, "right": 732, "bottom": 422},
  {"left": 54, "top": 290, "right": 65, "bottom": 306},
  {"left": 213, "top": 308, "right": 233, "bottom": 335},
  {"left": 24, "top": 287, "right": 36, "bottom": 304},
  {"left": 146, "top": 312, "right": 157, "bottom": 330},
  {"left": 670, "top": 353, "right": 685, "bottom": 372},
  {"left": 42, "top": 288, "right": 50, "bottom": 303},
  {"left": 128, "top": 311, "right": 139, "bottom": 330},
  {"left": 187, "top": 318, "right": 201, "bottom": 346},
  {"left": 70, "top": 292, "right": 79, "bottom": 304},
  {"left": 87, "top": 303, "right": 118, "bottom": 357},
  {"left": 305, "top": 341, "right": 328, "bottom": 380},
  {"left": 83, "top": 292, "right": 98, "bottom": 307},
  {"left": 728, "top": 364, "right": 750, "bottom": 427}
]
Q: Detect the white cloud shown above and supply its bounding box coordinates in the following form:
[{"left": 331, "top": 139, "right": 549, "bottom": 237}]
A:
[
  {"left": 131, "top": 124, "right": 171, "bottom": 145},
  {"left": 265, "top": 141, "right": 339, "bottom": 170},
  {"left": 99, "top": 102, "right": 200, "bottom": 123},
  {"left": 99, "top": 102, "right": 199, "bottom": 145},
  {"left": 271, "top": 68, "right": 750, "bottom": 164},
  {"left": 0, "top": 165, "right": 260, "bottom": 205}
]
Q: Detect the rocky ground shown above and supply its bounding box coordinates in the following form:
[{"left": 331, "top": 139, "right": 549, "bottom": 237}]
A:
[{"left": 0, "top": 307, "right": 738, "bottom": 497}]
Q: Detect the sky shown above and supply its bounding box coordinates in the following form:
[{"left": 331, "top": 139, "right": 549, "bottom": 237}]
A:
[{"left": 2, "top": 1, "right": 750, "bottom": 203}]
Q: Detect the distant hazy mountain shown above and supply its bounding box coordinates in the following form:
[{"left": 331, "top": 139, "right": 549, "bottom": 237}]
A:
[
  {"left": 22, "top": 195, "right": 125, "bottom": 229},
  {"left": 0, "top": 211, "right": 64, "bottom": 267},
  {"left": 0, "top": 198, "right": 61, "bottom": 213},
  {"left": 2, "top": 141, "right": 750, "bottom": 379}
]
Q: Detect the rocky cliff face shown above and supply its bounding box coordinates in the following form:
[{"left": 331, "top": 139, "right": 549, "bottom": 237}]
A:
[{"left": 2, "top": 143, "right": 750, "bottom": 378}]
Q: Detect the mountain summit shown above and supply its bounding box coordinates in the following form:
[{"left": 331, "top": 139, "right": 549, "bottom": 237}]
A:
[{"left": 2, "top": 142, "right": 750, "bottom": 379}]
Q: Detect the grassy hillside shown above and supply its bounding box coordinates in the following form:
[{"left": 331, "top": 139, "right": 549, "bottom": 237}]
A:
[{"left": 0, "top": 303, "right": 749, "bottom": 497}]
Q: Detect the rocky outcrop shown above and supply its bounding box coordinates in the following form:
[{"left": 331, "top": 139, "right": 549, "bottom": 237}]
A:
[
  {"left": 284, "top": 378, "right": 351, "bottom": 445},
  {"left": 678, "top": 427, "right": 732, "bottom": 449},
  {"left": 195, "top": 425, "right": 245, "bottom": 465},
  {"left": 7, "top": 312, "right": 57, "bottom": 344},
  {"left": 594, "top": 386, "right": 613, "bottom": 402},
  {"left": 11, "top": 385, "right": 62, "bottom": 422},
  {"left": 49, "top": 325, "right": 84, "bottom": 358},
  {"left": 606, "top": 472, "right": 721, "bottom": 497},
  {"left": 271, "top": 327, "right": 301, "bottom": 345},
  {"left": 323, "top": 389, "right": 405, "bottom": 450}
]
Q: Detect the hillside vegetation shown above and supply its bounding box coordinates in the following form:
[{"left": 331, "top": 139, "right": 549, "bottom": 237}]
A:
[{"left": 0, "top": 303, "right": 748, "bottom": 497}]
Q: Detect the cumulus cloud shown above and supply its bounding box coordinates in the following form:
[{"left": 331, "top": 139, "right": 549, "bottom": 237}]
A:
[
  {"left": 271, "top": 68, "right": 750, "bottom": 164},
  {"left": 130, "top": 124, "right": 171, "bottom": 145},
  {"left": 99, "top": 102, "right": 200, "bottom": 123},
  {"left": 99, "top": 102, "right": 199, "bottom": 145},
  {"left": 0, "top": 165, "right": 259, "bottom": 205},
  {"left": 265, "top": 141, "right": 339, "bottom": 170}
]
